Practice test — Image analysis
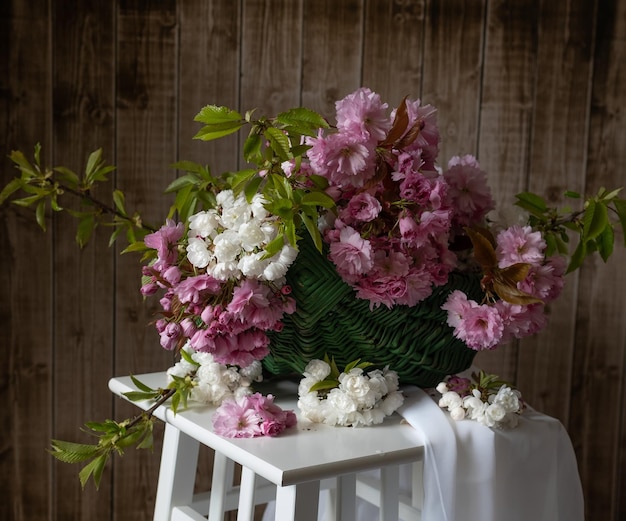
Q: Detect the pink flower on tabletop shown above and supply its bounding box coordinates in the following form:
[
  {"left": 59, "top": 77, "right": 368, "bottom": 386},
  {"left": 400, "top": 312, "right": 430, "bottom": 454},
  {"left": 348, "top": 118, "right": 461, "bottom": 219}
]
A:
[
  {"left": 335, "top": 87, "right": 391, "bottom": 142},
  {"left": 144, "top": 219, "right": 184, "bottom": 264},
  {"left": 443, "top": 155, "right": 495, "bottom": 228},
  {"left": 212, "top": 397, "right": 263, "bottom": 438},
  {"left": 496, "top": 225, "right": 546, "bottom": 268},
  {"left": 342, "top": 192, "right": 382, "bottom": 223},
  {"left": 328, "top": 226, "right": 374, "bottom": 279},
  {"left": 446, "top": 375, "right": 472, "bottom": 395},
  {"left": 160, "top": 322, "right": 183, "bottom": 351}
]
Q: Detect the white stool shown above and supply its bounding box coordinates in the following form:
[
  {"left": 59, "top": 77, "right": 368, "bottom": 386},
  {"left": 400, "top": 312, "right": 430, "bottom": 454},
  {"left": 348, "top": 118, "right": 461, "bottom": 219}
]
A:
[{"left": 109, "top": 372, "right": 424, "bottom": 521}]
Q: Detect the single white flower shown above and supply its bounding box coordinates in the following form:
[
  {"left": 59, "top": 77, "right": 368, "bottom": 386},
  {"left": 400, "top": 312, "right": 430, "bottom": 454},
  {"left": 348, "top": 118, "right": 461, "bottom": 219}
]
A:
[
  {"left": 210, "top": 260, "right": 240, "bottom": 281},
  {"left": 303, "top": 359, "right": 331, "bottom": 380},
  {"left": 213, "top": 230, "right": 241, "bottom": 263},
  {"left": 450, "top": 406, "right": 466, "bottom": 421},
  {"left": 492, "top": 385, "right": 521, "bottom": 413},
  {"left": 262, "top": 244, "right": 298, "bottom": 281},
  {"left": 380, "top": 391, "right": 404, "bottom": 416},
  {"left": 436, "top": 382, "right": 449, "bottom": 394},
  {"left": 327, "top": 388, "right": 358, "bottom": 414},
  {"left": 238, "top": 221, "right": 266, "bottom": 251},
  {"left": 439, "top": 391, "right": 463, "bottom": 410},
  {"left": 189, "top": 210, "right": 220, "bottom": 238},
  {"left": 238, "top": 251, "right": 268, "bottom": 279},
  {"left": 186, "top": 237, "right": 213, "bottom": 268}
]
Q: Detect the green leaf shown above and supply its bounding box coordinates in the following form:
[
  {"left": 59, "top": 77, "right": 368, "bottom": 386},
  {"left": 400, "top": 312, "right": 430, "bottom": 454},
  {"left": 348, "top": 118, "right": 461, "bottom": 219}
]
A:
[
  {"left": 567, "top": 239, "right": 587, "bottom": 273},
  {"left": 112, "top": 189, "right": 127, "bottom": 216},
  {"left": 612, "top": 199, "right": 626, "bottom": 246},
  {"left": 76, "top": 215, "right": 96, "bottom": 248},
  {"left": 514, "top": 192, "right": 548, "bottom": 215},
  {"left": 193, "top": 121, "right": 244, "bottom": 141},
  {"left": 53, "top": 166, "right": 80, "bottom": 187},
  {"left": 264, "top": 127, "right": 291, "bottom": 161},
  {"left": 180, "top": 348, "right": 200, "bottom": 367},
  {"left": 0, "top": 177, "right": 24, "bottom": 205},
  {"left": 79, "top": 453, "right": 108, "bottom": 490},
  {"left": 564, "top": 190, "right": 581, "bottom": 199},
  {"left": 170, "top": 160, "right": 205, "bottom": 174},
  {"left": 35, "top": 200, "right": 46, "bottom": 230},
  {"left": 276, "top": 107, "right": 329, "bottom": 132},
  {"left": 130, "top": 375, "right": 155, "bottom": 393},
  {"left": 84, "top": 149, "right": 104, "bottom": 185},
  {"left": 164, "top": 173, "right": 201, "bottom": 193},
  {"left": 122, "top": 241, "right": 150, "bottom": 254},
  {"left": 9, "top": 149, "right": 37, "bottom": 178},
  {"left": 228, "top": 169, "right": 257, "bottom": 193},
  {"left": 243, "top": 133, "right": 263, "bottom": 163},
  {"left": 263, "top": 233, "right": 286, "bottom": 258},
  {"left": 243, "top": 175, "right": 264, "bottom": 203},
  {"left": 309, "top": 379, "right": 340, "bottom": 393},
  {"left": 49, "top": 440, "right": 100, "bottom": 464},
  {"left": 582, "top": 199, "right": 608, "bottom": 241},
  {"left": 194, "top": 105, "right": 242, "bottom": 125},
  {"left": 596, "top": 225, "right": 614, "bottom": 262},
  {"left": 300, "top": 191, "right": 336, "bottom": 209},
  {"left": 299, "top": 211, "right": 322, "bottom": 252},
  {"left": 122, "top": 391, "right": 158, "bottom": 402}
]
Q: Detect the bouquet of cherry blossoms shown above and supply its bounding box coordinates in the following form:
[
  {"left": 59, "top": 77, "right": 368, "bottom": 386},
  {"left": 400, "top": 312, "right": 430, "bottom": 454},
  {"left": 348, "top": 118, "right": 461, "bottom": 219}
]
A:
[{"left": 4, "top": 87, "right": 626, "bottom": 488}]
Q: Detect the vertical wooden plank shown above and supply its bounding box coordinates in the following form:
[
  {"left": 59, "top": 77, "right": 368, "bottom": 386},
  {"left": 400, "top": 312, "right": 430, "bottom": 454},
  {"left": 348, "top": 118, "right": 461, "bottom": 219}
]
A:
[
  {"left": 515, "top": 1, "right": 596, "bottom": 423},
  {"left": 240, "top": 0, "right": 303, "bottom": 114},
  {"left": 474, "top": 0, "right": 540, "bottom": 382},
  {"left": 421, "top": 0, "right": 485, "bottom": 162},
  {"left": 178, "top": 0, "right": 241, "bottom": 172},
  {"left": 114, "top": 1, "right": 179, "bottom": 519},
  {"left": 0, "top": 2, "right": 53, "bottom": 521},
  {"left": 178, "top": 0, "right": 242, "bottom": 497},
  {"left": 573, "top": 1, "right": 626, "bottom": 519},
  {"left": 300, "top": 0, "right": 364, "bottom": 115},
  {"left": 50, "top": 2, "right": 117, "bottom": 519},
  {"left": 362, "top": 0, "right": 426, "bottom": 103}
]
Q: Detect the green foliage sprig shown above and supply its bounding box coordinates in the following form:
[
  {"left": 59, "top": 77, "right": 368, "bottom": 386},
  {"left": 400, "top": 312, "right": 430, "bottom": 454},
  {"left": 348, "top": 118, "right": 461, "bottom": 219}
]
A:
[
  {"left": 515, "top": 187, "right": 626, "bottom": 272},
  {"left": 49, "top": 372, "right": 197, "bottom": 489}
]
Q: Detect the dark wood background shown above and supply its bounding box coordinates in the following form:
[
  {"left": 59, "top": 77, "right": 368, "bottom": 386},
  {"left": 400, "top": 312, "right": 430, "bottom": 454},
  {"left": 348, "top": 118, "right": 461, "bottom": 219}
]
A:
[{"left": 1, "top": 1, "right": 625, "bottom": 520}]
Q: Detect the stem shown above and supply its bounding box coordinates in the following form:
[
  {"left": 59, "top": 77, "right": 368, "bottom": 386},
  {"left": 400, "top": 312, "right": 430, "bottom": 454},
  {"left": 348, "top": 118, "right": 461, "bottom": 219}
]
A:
[
  {"left": 56, "top": 180, "right": 159, "bottom": 233},
  {"left": 126, "top": 388, "right": 177, "bottom": 429}
]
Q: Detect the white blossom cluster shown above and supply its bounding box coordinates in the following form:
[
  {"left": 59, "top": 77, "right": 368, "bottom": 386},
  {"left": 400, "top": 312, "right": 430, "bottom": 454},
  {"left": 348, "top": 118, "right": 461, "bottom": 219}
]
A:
[
  {"left": 186, "top": 189, "right": 298, "bottom": 281},
  {"left": 167, "top": 343, "right": 263, "bottom": 405},
  {"left": 436, "top": 381, "right": 523, "bottom": 428},
  {"left": 297, "top": 359, "right": 404, "bottom": 427}
]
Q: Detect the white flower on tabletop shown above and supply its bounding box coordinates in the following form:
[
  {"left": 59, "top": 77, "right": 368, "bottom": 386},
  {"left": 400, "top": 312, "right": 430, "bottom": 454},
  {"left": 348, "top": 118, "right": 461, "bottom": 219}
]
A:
[
  {"left": 438, "top": 391, "right": 463, "bottom": 410},
  {"left": 166, "top": 358, "right": 197, "bottom": 380},
  {"left": 383, "top": 366, "right": 400, "bottom": 392},
  {"left": 380, "top": 390, "right": 404, "bottom": 416},
  {"left": 338, "top": 368, "right": 371, "bottom": 402},
  {"left": 449, "top": 406, "right": 466, "bottom": 421},
  {"left": 186, "top": 237, "right": 213, "bottom": 269},
  {"left": 484, "top": 403, "right": 507, "bottom": 427},
  {"left": 327, "top": 388, "right": 359, "bottom": 415},
  {"left": 436, "top": 382, "right": 449, "bottom": 395},
  {"left": 491, "top": 385, "right": 521, "bottom": 413},
  {"left": 303, "top": 359, "right": 331, "bottom": 380},
  {"left": 239, "top": 360, "right": 263, "bottom": 382}
]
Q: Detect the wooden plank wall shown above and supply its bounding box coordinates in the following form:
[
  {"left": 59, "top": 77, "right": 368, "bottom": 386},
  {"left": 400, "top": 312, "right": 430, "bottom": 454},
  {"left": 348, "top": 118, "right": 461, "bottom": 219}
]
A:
[{"left": 1, "top": 1, "right": 624, "bottom": 520}]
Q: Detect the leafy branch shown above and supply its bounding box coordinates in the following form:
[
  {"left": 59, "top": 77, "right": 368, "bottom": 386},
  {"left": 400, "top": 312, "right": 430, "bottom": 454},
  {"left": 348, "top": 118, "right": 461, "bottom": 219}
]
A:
[
  {"left": 515, "top": 187, "right": 626, "bottom": 272},
  {"left": 49, "top": 372, "right": 197, "bottom": 489}
]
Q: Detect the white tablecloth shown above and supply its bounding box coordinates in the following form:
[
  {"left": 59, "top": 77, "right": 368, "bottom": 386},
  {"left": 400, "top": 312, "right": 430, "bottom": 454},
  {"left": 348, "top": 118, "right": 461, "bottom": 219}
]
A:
[
  {"left": 264, "top": 382, "right": 585, "bottom": 521},
  {"left": 397, "top": 384, "right": 584, "bottom": 521}
]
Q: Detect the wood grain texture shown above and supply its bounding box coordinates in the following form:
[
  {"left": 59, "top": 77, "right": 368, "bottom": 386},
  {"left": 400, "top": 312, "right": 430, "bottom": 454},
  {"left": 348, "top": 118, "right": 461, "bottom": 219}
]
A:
[
  {"left": 572, "top": 0, "right": 626, "bottom": 519},
  {"left": 113, "top": 2, "right": 179, "bottom": 519},
  {"left": 0, "top": 2, "right": 53, "bottom": 521},
  {"left": 362, "top": 0, "right": 426, "bottom": 102},
  {"left": 421, "top": 0, "right": 485, "bottom": 168},
  {"left": 301, "top": 0, "right": 364, "bottom": 114},
  {"left": 50, "top": 1, "right": 117, "bottom": 518},
  {"left": 240, "top": 0, "right": 303, "bottom": 114}
]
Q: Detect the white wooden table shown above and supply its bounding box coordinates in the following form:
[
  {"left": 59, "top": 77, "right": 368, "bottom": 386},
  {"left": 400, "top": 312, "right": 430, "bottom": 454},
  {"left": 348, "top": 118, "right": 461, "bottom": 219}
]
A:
[{"left": 109, "top": 372, "right": 424, "bottom": 521}]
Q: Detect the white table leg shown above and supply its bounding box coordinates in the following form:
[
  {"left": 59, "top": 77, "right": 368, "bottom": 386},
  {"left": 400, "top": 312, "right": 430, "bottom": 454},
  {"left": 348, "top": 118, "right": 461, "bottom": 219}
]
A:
[
  {"left": 153, "top": 423, "right": 200, "bottom": 521},
  {"left": 274, "top": 481, "right": 320, "bottom": 521},
  {"left": 336, "top": 474, "right": 356, "bottom": 521},
  {"left": 379, "top": 465, "right": 400, "bottom": 521},
  {"left": 236, "top": 466, "right": 257, "bottom": 521},
  {"left": 208, "top": 452, "right": 235, "bottom": 521}
]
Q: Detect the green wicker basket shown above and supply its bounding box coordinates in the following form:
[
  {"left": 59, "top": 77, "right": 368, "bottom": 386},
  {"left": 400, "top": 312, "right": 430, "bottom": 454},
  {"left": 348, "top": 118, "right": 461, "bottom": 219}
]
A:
[{"left": 264, "top": 233, "right": 483, "bottom": 388}]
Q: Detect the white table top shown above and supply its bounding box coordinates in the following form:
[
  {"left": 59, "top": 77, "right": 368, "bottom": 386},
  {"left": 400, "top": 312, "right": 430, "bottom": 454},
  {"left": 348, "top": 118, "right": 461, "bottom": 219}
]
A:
[{"left": 109, "top": 372, "right": 424, "bottom": 487}]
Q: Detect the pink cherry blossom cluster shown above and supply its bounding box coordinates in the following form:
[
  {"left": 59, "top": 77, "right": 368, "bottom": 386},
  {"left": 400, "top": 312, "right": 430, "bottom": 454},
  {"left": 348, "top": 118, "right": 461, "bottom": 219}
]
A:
[
  {"left": 305, "top": 88, "right": 496, "bottom": 308},
  {"left": 140, "top": 214, "right": 296, "bottom": 368},
  {"left": 212, "top": 392, "right": 297, "bottom": 438},
  {"left": 442, "top": 225, "right": 566, "bottom": 351}
]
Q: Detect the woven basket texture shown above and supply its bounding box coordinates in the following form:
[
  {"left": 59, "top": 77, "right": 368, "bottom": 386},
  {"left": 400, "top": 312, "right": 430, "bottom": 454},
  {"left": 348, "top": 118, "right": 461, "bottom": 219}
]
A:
[{"left": 264, "top": 233, "right": 483, "bottom": 388}]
